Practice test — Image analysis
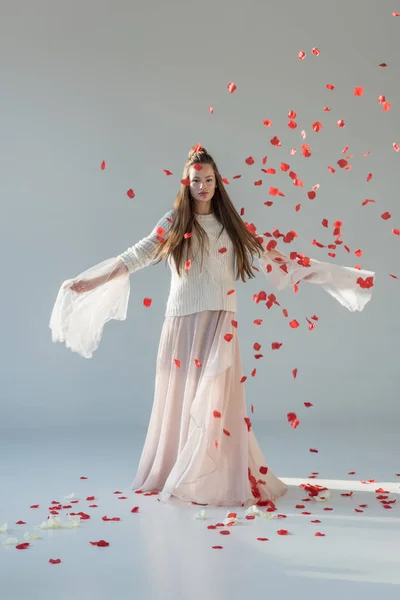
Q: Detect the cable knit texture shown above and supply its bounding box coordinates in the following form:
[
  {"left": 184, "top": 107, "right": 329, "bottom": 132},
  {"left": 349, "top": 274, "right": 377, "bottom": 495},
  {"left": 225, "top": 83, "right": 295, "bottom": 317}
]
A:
[{"left": 117, "top": 209, "right": 239, "bottom": 317}]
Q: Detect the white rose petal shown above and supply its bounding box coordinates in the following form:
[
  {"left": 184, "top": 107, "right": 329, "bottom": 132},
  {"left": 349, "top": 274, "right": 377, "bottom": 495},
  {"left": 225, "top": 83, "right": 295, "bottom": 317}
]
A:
[
  {"left": 2, "top": 537, "right": 18, "bottom": 546},
  {"left": 63, "top": 493, "right": 76, "bottom": 501},
  {"left": 313, "top": 491, "right": 331, "bottom": 502},
  {"left": 24, "top": 532, "right": 41, "bottom": 541},
  {"left": 194, "top": 510, "right": 207, "bottom": 520},
  {"left": 0, "top": 523, "right": 8, "bottom": 534},
  {"left": 262, "top": 513, "right": 277, "bottom": 520},
  {"left": 223, "top": 517, "right": 238, "bottom": 526},
  {"left": 35, "top": 514, "right": 82, "bottom": 530},
  {"left": 245, "top": 505, "right": 261, "bottom": 517}
]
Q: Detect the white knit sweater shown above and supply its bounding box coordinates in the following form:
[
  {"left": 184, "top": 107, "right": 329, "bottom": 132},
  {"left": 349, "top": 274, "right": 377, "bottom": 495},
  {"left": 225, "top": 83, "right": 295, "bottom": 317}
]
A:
[{"left": 117, "top": 209, "right": 239, "bottom": 317}]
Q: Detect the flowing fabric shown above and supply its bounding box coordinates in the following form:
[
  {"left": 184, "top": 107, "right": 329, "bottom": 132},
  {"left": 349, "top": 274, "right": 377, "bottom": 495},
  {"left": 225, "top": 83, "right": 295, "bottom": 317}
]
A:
[
  {"left": 132, "top": 310, "right": 288, "bottom": 507},
  {"left": 257, "top": 252, "right": 375, "bottom": 312},
  {"left": 49, "top": 258, "right": 130, "bottom": 359}
]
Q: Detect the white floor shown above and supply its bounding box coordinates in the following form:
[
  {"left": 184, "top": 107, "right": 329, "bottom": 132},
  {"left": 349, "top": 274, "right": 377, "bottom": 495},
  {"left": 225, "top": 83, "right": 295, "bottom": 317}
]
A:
[{"left": 1, "top": 421, "right": 399, "bottom": 599}]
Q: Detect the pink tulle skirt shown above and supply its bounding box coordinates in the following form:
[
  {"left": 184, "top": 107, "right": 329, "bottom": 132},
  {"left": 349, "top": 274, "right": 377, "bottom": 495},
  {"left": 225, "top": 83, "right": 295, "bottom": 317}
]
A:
[{"left": 131, "top": 310, "right": 288, "bottom": 507}]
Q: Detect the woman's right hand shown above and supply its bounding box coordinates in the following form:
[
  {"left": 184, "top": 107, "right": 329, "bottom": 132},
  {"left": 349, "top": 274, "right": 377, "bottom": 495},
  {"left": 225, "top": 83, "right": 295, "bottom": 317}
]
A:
[{"left": 64, "top": 278, "right": 100, "bottom": 294}]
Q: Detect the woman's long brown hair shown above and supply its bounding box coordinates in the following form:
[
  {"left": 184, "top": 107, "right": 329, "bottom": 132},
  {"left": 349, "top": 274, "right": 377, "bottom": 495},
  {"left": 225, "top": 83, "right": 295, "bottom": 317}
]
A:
[{"left": 151, "top": 145, "right": 265, "bottom": 281}]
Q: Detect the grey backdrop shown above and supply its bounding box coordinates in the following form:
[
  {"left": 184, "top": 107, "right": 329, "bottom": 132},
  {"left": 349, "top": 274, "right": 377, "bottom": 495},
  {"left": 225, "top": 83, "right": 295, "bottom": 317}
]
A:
[{"left": 1, "top": 0, "right": 398, "bottom": 435}]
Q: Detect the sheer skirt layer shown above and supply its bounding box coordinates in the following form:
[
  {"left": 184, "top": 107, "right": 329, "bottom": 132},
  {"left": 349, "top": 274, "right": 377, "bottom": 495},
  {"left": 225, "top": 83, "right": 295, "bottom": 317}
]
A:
[{"left": 131, "top": 310, "right": 288, "bottom": 507}]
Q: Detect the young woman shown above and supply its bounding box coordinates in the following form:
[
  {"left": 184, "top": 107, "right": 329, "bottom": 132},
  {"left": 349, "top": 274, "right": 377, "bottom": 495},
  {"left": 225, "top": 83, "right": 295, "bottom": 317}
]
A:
[{"left": 50, "top": 144, "right": 375, "bottom": 507}]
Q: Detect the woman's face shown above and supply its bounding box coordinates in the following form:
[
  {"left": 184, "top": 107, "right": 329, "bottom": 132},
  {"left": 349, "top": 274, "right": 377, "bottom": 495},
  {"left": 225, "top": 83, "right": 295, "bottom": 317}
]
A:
[{"left": 188, "top": 163, "right": 217, "bottom": 206}]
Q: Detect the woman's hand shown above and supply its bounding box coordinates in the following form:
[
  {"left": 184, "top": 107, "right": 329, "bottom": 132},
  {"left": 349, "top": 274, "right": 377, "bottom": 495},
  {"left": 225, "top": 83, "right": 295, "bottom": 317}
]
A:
[
  {"left": 65, "top": 278, "right": 100, "bottom": 293},
  {"left": 62, "top": 259, "right": 128, "bottom": 294}
]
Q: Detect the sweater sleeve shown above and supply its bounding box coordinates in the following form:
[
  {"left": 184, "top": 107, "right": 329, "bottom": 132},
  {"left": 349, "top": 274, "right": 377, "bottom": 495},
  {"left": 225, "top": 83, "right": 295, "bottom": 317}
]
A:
[
  {"left": 257, "top": 248, "right": 375, "bottom": 312},
  {"left": 117, "top": 209, "right": 175, "bottom": 273},
  {"left": 49, "top": 209, "right": 176, "bottom": 358}
]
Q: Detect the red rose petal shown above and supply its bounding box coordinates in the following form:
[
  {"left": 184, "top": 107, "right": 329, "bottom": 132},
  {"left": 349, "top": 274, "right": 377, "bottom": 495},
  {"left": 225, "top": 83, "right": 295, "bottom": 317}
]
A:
[
  {"left": 90, "top": 540, "right": 110, "bottom": 547},
  {"left": 270, "top": 136, "right": 282, "bottom": 147},
  {"left": 337, "top": 159, "right": 348, "bottom": 168},
  {"left": 16, "top": 543, "right": 30, "bottom": 550}
]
